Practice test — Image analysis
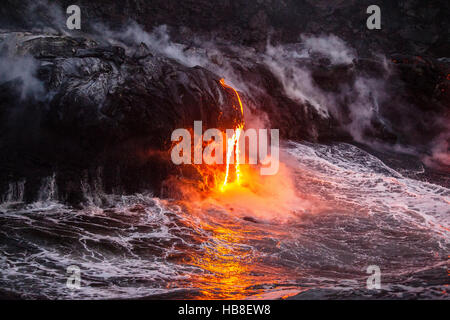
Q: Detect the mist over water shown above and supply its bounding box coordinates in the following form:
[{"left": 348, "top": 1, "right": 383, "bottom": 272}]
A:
[{"left": 0, "top": 142, "right": 447, "bottom": 299}]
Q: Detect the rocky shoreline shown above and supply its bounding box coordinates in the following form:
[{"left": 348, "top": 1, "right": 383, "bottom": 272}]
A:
[{"left": 0, "top": 1, "right": 448, "bottom": 205}]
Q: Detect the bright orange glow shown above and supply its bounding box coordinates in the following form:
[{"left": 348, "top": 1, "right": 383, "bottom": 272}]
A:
[
  {"left": 219, "top": 78, "right": 244, "bottom": 115},
  {"left": 164, "top": 78, "right": 324, "bottom": 298},
  {"left": 234, "top": 126, "right": 242, "bottom": 184},
  {"left": 170, "top": 78, "right": 246, "bottom": 193},
  {"left": 221, "top": 124, "right": 243, "bottom": 191},
  {"left": 168, "top": 195, "right": 299, "bottom": 299},
  {"left": 219, "top": 78, "right": 245, "bottom": 192}
]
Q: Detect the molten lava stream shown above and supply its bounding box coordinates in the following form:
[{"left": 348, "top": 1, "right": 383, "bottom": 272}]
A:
[
  {"left": 221, "top": 124, "right": 243, "bottom": 192},
  {"left": 219, "top": 78, "right": 245, "bottom": 193},
  {"left": 185, "top": 79, "right": 303, "bottom": 221}
]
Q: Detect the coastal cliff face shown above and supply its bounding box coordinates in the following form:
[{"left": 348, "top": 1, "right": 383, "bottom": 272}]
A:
[
  {"left": 0, "top": 1, "right": 448, "bottom": 204},
  {"left": 0, "top": 32, "right": 250, "bottom": 203}
]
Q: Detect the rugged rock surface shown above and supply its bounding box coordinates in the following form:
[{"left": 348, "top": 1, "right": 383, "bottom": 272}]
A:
[
  {"left": 0, "top": 32, "right": 246, "bottom": 204},
  {"left": 1, "top": 0, "right": 448, "bottom": 56},
  {"left": 0, "top": 1, "right": 448, "bottom": 204}
]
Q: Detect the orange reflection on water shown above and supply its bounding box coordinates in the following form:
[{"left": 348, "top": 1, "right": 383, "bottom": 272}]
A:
[
  {"left": 189, "top": 223, "right": 256, "bottom": 299},
  {"left": 167, "top": 152, "right": 305, "bottom": 299},
  {"left": 186, "top": 219, "right": 292, "bottom": 299}
]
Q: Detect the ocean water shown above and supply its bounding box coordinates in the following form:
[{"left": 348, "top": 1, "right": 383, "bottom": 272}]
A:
[{"left": 0, "top": 142, "right": 448, "bottom": 299}]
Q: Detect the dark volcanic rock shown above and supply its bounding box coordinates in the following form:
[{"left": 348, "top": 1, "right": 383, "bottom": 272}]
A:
[
  {"left": 0, "top": 30, "right": 448, "bottom": 204},
  {"left": 0, "top": 1, "right": 448, "bottom": 203},
  {"left": 0, "top": 33, "right": 244, "bottom": 205},
  {"left": 1, "top": 0, "right": 448, "bottom": 56}
]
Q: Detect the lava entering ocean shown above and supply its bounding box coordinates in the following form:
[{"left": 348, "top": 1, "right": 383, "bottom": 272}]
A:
[
  {"left": 219, "top": 78, "right": 245, "bottom": 192},
  {"left": 167, "top": 78, "right": 318, "bottom": 223},
  {"left": 169, "top": 78, "right": 247, "bottom": 193}
]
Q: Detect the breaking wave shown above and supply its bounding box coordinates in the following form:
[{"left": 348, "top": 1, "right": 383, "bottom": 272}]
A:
[{"left": 0, "top": 142, "right": 448, "bottom": 299}]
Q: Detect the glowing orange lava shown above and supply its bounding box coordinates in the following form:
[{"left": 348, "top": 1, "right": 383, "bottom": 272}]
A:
[
  {"left": 219, "top": 78, "right": 245, "bottom": 192},
  {"left": 219, "top": 78, "right": 244, "bottom": 115},
  {"left": 221, "top": 124, "right": 243, "bottom": 191}
]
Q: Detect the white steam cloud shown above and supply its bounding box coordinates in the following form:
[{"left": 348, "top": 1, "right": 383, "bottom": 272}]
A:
[
  {"left": 301, "top": 34, "right": 356, "bottom": 65},
  {"left": 95, "top": 25, "right": 402, "bottom": 153},
  {"left": 262, "top": 35, "right": 389, "bottom": 143},
  {"left": 0, "top": 34, "right": 45, "bottom": 100},
  {"left": 26, "top": 0, "right": 68, "bottom": 34},
  {"left": 423, "top": 122, "right": 450, "bottom": 170},
  {"left": 1, "top": 1, "right": 446, "bottom": 171},
  {"left": 263, "top": 43, "right": 331, "bottom": 117}
]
